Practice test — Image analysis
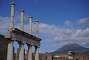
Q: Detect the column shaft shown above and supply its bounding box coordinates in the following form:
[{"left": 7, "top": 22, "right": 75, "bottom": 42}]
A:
[
  {"left": 28, "top": 45, "right": 32, "bottom": 60},
  {"left": 35, "top": 47, "right": 39, "bottom": 60},
  {"left": 19, "top": 43, "right": 24, "bottom": 60},
  {"left": 7, "top": 42, "right": 14, "bottom": 60},
  {"left": 20, "top": 10, "right": 24, "bottom": 31}
]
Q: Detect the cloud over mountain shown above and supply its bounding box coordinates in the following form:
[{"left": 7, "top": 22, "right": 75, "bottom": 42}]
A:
[{"left": 39, "top": 22, "right": 89, "bottom": 52}]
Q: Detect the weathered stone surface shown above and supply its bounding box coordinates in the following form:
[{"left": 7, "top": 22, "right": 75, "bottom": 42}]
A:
[
  {"left": 0, "top": 34, "right": 10, "bottom": 60},
  {"left": 12, "top": 28, "right": 41, "bottom": 47}
]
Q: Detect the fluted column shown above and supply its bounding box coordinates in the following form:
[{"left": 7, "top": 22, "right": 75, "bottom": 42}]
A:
[
  {"left": 35, "top": 46, "right": 40, "bottom": 60},
  {"left": 7, "top": 41, "right": 14, "bottom": 60},
  {"left": 18, "top": 42, "right": 24, "bottom": 60},
  {"left": 27, "top": 44, "right": 32, "bottom": 60}
]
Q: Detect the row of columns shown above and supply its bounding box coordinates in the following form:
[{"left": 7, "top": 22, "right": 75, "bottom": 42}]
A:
[
  {"left": 7, "top": 0, "right": 40, "bottom": 60},
  {"left": 7, "top": 41, "right": 40, "bottom": 60}
]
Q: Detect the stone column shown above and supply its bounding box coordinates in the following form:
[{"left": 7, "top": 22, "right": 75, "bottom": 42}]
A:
[
  {"left": 18, "top": 42, "right": 24, "bottom": 60},
  {"left": 35, "top": 46, "right": 40, "bottom": 60},
  {"left": 27, "top": 44, "right": 32, "bottom": 60},
  {"left": 7, "top": 0, "right": 15, "bottom": 59},
  {"left": 20, "top": 10, "right": 24, "bottom": 31},
  {"left": 7, "top": 41, "right": 14, "bottom": 60},
  {"left": 15, "top": 48, "right": 19, "bottom": 60}
]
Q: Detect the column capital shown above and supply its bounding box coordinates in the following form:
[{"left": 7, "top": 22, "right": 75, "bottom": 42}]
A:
[
  {"left": 21, "top": 9, "right": 24, "bottom": 12},
  {"left": 17, "top": 41, "right": 24, "bottom": 45},
  {"left": 28, "top": 16, "right": 33, "bottom": 18},
  {"left": 27, "top": 44, "right": 32, "bottom": 48},
  {"left": 35, "top": 46, "right": 40, "bottom": 49}
]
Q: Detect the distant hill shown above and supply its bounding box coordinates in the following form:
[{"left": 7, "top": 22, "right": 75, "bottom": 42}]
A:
[{"left": 51, "top": 44, "right": 89, "bottom": 55}]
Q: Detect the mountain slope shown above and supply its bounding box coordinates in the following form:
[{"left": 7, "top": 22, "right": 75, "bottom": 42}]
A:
[{"left": 52, "top": 44, "right": 89, "bottom": 54}]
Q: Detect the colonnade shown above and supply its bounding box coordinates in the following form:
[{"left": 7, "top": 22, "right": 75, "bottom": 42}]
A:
[
  {"left": 7, "top": 40, "right": 40, "bottom": 60},
  {"left": 6, "top": 0, "right": 41, "bottom": 60}
]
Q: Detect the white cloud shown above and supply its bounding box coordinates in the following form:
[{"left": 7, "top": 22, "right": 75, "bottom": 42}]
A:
[
  {"left": 64, "top": 20, "right": 73, "bottom": 25},
  {"left": 1, "top": 16, "right": 89, "bottom": 53},
  {"left": 0, "top": 16, "right": 9, "bottom": 34},
  {"left": 79, "top": 17, "right": 89, "bottom": 25},
  {"left": 64, "top": 17, "right": 89, "bottom": 25},
  {"left": 39, "top": 22, "right": 89, "bottom": 52}
]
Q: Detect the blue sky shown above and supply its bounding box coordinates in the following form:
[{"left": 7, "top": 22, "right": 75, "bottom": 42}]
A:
[
  {"left": 1, "top": 0, "right": 89, "bottom": 25},
  {"left": 0, "top": 0, "right": 89, "bottom": 53}
]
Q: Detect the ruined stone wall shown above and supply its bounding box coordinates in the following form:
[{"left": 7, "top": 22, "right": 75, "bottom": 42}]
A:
[
  {"left": 40, "top": 53, "right": 89, "bottom": 60},
  {"left": 0, "top": 35, "right": 9, "bottom": 60}
]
